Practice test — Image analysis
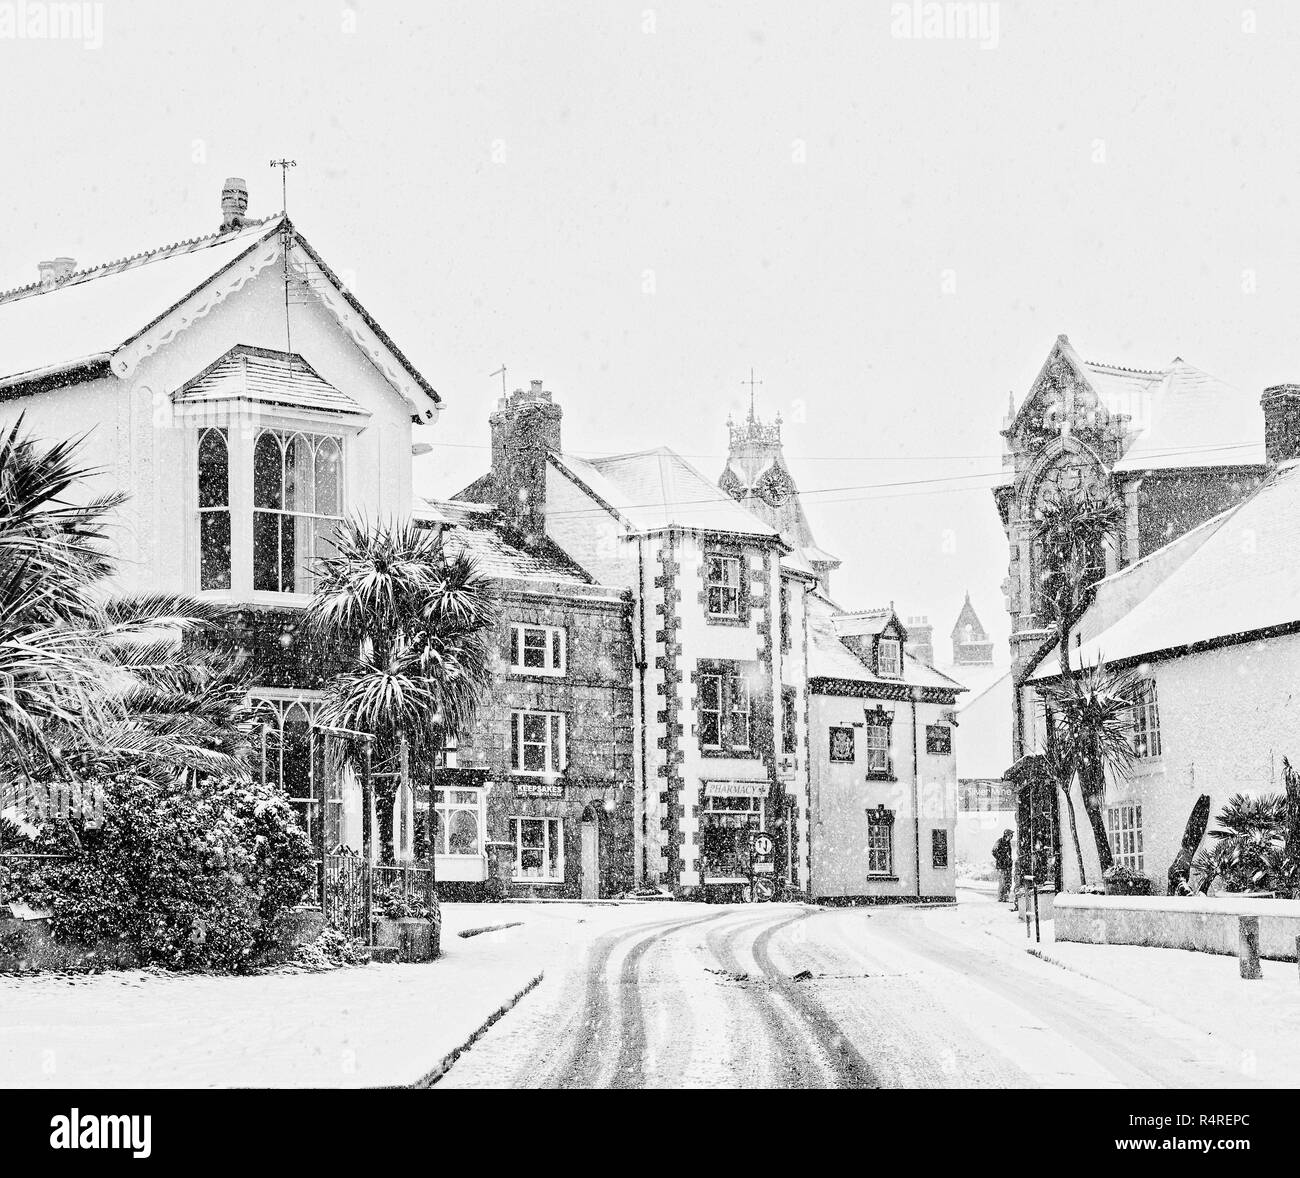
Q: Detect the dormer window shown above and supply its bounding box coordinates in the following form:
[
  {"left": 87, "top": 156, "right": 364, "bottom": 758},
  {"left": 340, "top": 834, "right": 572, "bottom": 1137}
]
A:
[{"left": 877, "top": 637, "right": 902, "bottom": 678}]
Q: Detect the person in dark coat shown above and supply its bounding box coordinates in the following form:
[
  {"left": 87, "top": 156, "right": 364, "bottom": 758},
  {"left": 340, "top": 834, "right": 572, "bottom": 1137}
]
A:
[{"left": 992, "top": 829, "right": 1014, "bottom": 903}]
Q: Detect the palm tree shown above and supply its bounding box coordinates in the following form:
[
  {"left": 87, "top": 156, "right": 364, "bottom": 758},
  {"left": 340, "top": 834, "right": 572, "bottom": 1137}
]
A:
[
  {"left": 1033, "top": 483, "right": 1126, "bottom": 677},
  {"left": 1031, "top": 482, "right": 1130, "bottom": 883},
  {"left": 0, "top": 418, "right": 253, "bottom": 808},
  {"left": 1037, "top": 660, "right": 1142, "bottom": 882},
  {"left": 306, "top": 519, "right": 498, "bottom": 863},
  {"left": 1192, "top": 791, "right": 1291, "bottom": 894},
  {"left": 0, "top": 414, "right": 124, "bottom": 781}
]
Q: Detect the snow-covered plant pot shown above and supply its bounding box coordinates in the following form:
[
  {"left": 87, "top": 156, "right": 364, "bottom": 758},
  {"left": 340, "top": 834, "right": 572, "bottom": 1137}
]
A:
[{"left": 372, "top": 916, "right": 438, "bottom": 962}]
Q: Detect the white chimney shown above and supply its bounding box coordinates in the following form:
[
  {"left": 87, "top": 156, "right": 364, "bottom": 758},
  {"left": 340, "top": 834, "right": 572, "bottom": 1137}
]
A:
[{"left": 220, "top": 177, "right": 249, "bottom": 231}]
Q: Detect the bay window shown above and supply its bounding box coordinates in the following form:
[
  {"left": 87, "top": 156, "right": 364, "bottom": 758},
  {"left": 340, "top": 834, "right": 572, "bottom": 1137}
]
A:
[
  {"left": 194, "top": 424, "right": 345, "bottom": 599},
  {"left": 431, "top": 789, "right": 483, "bottom": 857},
  {"left": 252, "top": 430, "right": 343, "bottom": 594}
]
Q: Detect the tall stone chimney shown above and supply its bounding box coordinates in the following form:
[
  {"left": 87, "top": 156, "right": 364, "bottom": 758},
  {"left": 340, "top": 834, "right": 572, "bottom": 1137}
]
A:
[
  {"left": 1261, "top": 384, "right": 1300, "bottom": 465},
  {"left": 489, "top": 380, "right": 562, "bottom": 545},
  {"left": 37, "top": 257, "right": 77, "bottom": 290},
  {"left": 904, "top": 616, "right": 934, "bottom": 667},
  {"left": 220, "top": 177, "right": 249, "bottom": 231}
]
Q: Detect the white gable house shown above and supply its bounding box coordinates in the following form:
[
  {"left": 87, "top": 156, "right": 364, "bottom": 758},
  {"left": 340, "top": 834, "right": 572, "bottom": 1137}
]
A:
[{"left": 0, "top": 178, "right": 442, "bottom": 858}]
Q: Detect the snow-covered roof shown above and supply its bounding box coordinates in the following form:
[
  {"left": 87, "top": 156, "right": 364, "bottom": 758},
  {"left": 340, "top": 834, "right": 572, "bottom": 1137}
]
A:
[
  {"left": 0, "top": 216, "right": 440, "bottom": 415},
  {"left": 553, "top": 448, "right": 781, "bottom": 539},
  {"left": 0, "top": 219, "right": 279, "bottom": 387},
  {"left": 1029, "top": 463, "right": 1300, "bottom": 679},
  {"left": 807, "top": 593, "right": 965, "bottom": 697},
  {"left": 174, "top": 345, "right": 367, "bottom": 416},
  {"left": 421, "top": 498, "right": 602, "bottom": 590},
  {"left": 1008, "top": 337, "right": 1266, "bottom": 473}
]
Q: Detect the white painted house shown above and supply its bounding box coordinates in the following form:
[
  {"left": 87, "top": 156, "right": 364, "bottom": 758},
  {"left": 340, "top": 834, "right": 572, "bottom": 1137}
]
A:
[
  {"left": 0, "top": 178, "right": 441, "bottom": 860},
  {"left": 1023, "top": 385, "right": 1300, "bottom": 892}
]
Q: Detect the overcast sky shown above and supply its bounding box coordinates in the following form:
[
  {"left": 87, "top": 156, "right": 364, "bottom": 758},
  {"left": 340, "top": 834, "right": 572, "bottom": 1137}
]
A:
[{"left": 5, "top": 0, "right": 1300, "bottom": 662}]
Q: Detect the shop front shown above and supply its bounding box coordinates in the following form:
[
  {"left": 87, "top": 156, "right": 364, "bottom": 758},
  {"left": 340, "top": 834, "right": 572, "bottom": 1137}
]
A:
[{"left": 699, "top": 779, "right": 774, "bottom": 900}]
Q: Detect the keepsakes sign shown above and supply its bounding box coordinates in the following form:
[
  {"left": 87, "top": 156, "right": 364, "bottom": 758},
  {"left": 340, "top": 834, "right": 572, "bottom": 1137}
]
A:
[{"left": 514, "top": 780, "right": 563, "bottom": 798}]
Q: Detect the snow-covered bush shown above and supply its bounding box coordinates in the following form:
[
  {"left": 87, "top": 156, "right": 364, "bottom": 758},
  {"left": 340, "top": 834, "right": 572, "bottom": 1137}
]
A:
[{"left": 1, "top": 774, "right": 314, "bottom": 972}]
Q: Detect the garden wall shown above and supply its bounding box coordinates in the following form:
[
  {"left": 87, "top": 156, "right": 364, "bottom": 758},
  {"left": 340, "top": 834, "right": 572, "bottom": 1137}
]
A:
[
  {"left": 1055, "top": 893, "right": 1300, "bottom": 961},
  {"left": 0, "top": 906, "right": 328, "bottom": 973}
]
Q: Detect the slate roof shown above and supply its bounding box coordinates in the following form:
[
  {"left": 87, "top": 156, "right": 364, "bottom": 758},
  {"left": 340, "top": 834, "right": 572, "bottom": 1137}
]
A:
[
  {"left": 553, "top": 448, "right": 781, "bottom": 539},
  {"left": 420, "top": 499, "right": 599, "bottom": 589},
  {"left": 1029, "top": 462, "right": 1300, "bottom": 679},
  {"left": 173, "top": 345, "right": 367, "bottom": 416}
]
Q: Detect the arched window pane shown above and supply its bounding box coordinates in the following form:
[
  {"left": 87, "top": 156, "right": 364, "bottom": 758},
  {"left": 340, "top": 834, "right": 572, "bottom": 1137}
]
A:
[
  {"left": 198, "top": 429, "right": 228, "bottom": 508},
  {"left": 253, "top": 432, "right": 283, "bottom": 510},
  {"left": 449, "top": 809, "right": 479, "bottom": 855},
  {"left": 314, "top": 438, "right": 341, "bottom": 516},
  {"left": 284, "top": 434, "right": 313, "bottom": 513}
]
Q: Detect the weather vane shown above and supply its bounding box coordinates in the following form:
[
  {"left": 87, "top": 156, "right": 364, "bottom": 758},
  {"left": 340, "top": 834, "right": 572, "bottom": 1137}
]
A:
[
  {"left": 270, "top": 159, "right": 298, "bottom": 352},
  {"left": 742, "top": 367, "right": 763, "bottom": 420}
]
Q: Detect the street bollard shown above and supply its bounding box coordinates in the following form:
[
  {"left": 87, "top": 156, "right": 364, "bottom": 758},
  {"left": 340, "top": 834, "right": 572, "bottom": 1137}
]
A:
[
  {"left": 1295, "top": 935, "right": 1299, "bottom": 984},
  {"left": 1238, "top": 915, "right": 1262, "bottom": 980}
]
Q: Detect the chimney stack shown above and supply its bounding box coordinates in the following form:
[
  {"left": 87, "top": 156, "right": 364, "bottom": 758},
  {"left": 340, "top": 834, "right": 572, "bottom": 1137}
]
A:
[
  {"left": 220, "top": 177, "right": 249, "bottom": 231},
  {"left": 1261, "top": 384, "right": 1300, "bottom": 465},
  {"left": 37, "top": 257, "right": 77, "bottom": 291},
  {"left": 488, "top": 380, "right": 562, "bottom": 546}
]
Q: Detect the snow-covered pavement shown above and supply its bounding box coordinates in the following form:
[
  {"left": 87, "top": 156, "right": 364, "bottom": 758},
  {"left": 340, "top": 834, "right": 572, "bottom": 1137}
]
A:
[
  {"left": 0, "top": 902, "right": 684, "bottom": 1088},
  {"left": 5, "top": 894, "right": 1297, "bottom": 1088}
]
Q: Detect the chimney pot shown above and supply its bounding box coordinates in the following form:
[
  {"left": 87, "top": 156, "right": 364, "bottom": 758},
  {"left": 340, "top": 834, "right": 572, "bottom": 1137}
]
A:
[
  {"left": 38, "top": 257, "right": 77, "bottom": 290},
  {"left": 1261, "top": 384, "right": 1300, "bottom": 465},
  {"left": 220, "top": 177, "right": 249, "bottom": 231}
]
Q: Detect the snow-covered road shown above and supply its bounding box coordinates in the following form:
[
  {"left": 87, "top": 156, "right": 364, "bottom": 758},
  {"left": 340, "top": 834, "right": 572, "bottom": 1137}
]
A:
[{"left": 438, "top": 891, "right": 1299, "bottom": 1089}]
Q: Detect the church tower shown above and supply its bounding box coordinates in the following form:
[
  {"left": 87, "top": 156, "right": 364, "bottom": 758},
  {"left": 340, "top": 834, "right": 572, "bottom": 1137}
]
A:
[
  {"left": 951, "top": 592, "right": 994, "bottom": 666},
  {"left": 718, "top": 399, "right": 841, "bottom": 593}
]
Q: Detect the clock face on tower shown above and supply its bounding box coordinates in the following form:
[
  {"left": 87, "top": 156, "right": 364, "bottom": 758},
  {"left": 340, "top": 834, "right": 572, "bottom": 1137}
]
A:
[{"left": 759, "top": 467, "right": 793, "bottom": 507}]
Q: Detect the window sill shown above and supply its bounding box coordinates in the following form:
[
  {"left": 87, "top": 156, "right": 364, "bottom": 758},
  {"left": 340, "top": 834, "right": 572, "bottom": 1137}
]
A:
[
  {"left": 829, "top": 757, "right": 856, "bottom": 765},
  {"left": 866, "top": 773, "right": 896, "bottom": 782},
  {"left": 507, "top": 667, "right": 568, "bottom": 679},
  {"left": 197, "top": 589, "right": 315, "bottom": 609},
  {"left": 512, "top": 877, "right": 564, "bottom": 885},
  {"left": 705, "top": 615, "right": 750, "bottom": 628},
  {"left": 866, "top": 874, "right": 899, "bottom": 882},
  {"left": 700, "top": 748, "right": 760, "bottom": 760}
]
